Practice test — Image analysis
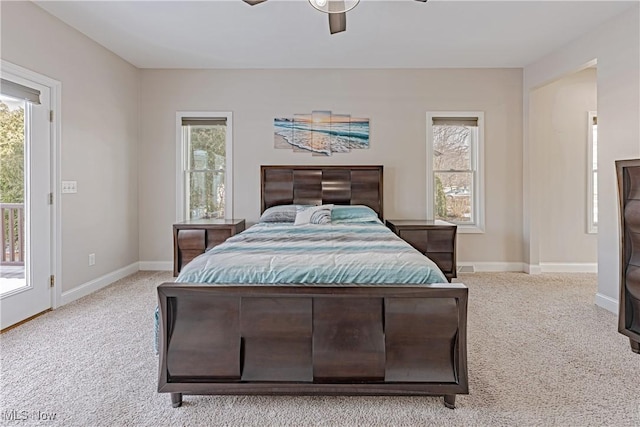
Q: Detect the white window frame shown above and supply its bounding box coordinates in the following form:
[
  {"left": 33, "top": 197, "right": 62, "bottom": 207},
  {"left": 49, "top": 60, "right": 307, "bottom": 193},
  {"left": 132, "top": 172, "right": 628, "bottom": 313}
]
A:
[
  {"left": 587, "top": 111, "right": 597, "bottom": 234},
  {"left": 175, "top": 111, "right": 233, "bottom": 221},
  {"left": 426, "top": 111, "right": 485, "bottom": 233}
]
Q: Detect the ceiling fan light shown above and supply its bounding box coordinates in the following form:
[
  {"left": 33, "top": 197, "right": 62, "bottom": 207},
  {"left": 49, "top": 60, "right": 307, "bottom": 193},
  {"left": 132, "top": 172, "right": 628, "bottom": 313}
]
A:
[{"left": 309, "top": 0, "right": 359, "bottom": 14}]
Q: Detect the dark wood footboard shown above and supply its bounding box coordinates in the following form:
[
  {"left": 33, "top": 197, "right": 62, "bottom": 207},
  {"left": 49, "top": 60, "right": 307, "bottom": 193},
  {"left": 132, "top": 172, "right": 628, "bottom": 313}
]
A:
[{"left": 157, "top": 283, "right": 468, "bottom": 408}]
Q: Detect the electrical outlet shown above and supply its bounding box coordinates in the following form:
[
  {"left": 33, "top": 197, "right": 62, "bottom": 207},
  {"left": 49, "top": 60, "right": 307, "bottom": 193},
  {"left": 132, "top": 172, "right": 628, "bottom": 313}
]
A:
[
  {"left": 62, "top": 181, "right": 77, "bottom": 194},
  {"left": 89, "top": 253, "right": 95, "bottom": 266}
]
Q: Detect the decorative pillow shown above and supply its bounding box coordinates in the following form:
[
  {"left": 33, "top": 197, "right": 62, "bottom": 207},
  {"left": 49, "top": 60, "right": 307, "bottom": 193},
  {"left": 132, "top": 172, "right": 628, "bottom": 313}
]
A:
[
  {"left": 259, "top": 204, "right": 308, "bottom": 223},
  {"left": 294, "top": 204, "right": 334, "bottom": 225},
  {"left": 331, "top": 205, "right": 380, "bottom": 223}
]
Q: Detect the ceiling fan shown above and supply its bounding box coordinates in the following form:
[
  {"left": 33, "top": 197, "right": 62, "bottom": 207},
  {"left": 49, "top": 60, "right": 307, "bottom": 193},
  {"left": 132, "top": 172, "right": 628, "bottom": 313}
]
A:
[{"left": 242, "top": 0, "right": 428, "bottom": 35}]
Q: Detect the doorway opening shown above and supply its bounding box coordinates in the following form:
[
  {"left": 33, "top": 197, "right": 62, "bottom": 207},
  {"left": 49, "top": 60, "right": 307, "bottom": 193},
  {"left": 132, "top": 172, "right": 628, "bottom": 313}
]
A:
[{"left": 529, "top": 63, "right": 598, "bottom": 273}]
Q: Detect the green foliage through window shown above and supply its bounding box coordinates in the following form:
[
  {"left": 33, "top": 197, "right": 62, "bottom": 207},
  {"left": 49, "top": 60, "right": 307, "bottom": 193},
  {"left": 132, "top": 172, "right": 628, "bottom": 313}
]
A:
[
  {"left": 0, "top": 101, "right": 25, "bottom": 204},
  {"left": 433, "top": 124, "right": 475, "bottom": 223},
  {"left": 185, "top": 125, "right": 226, "bottom": 219}
]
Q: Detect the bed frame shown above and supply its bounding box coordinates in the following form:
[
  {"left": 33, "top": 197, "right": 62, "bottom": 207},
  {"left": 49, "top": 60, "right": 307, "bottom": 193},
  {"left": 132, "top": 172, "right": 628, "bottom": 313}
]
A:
[{"left": 157, "top": 165, "right": 469, "bottom": 409}]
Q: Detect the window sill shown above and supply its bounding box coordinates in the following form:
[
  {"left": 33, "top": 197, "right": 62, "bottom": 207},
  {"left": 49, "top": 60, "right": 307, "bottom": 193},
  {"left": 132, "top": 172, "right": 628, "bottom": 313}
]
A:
[{"left": 456, "top": 224, "right": 485, "bottom": 234}]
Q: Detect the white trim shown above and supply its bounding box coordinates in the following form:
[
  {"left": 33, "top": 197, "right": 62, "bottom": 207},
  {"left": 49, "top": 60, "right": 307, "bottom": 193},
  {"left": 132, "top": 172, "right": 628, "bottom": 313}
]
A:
[
  {"left": 175, "top": 113, "right": 183, "bottom": 222},
  {"left": 539, "top": 262, "right": 598, "bottom": 273},
  {"left": 425, "top": 115, "right": 435, "bottom": 220},
  {"left": 586, "top": 111, "right": 597, "bottom": 234},
  {"left": 52, "top": 80, "right": 61, "bottom": 309},
  {"left": 226, "top": 113, "right": 234, "bottom": 219},
  {"left": 595, "top": 292, "right": 618, "bottom": 314},
  {"left": 457, "top": 225, "right": 485, "bottom": 234},
  {"left": 139, "top": 261, "right": 173, "bottom": 271},
  {"left": 426, "top": 111, "right": 485, "bottom": 233},
  {"left": 175, "top": 111, "right": 233, "bottom": 222},
  {"left": 60, "top": 262, "right": 139, "bottom": 306},
  {"left": 524, "top": 264, "right": 543, "bottom": 274},
  {"left": 457, "top": 262, "right": 524, "bottom": 272}
]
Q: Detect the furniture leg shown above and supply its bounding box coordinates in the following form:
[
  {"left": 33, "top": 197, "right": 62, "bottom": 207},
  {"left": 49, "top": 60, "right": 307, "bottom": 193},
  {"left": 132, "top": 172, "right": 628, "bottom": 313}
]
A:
[
  {"left": 443, "top": 394, "right": 456, "bottom": 409},
  {"left": 631, "top": 339, "right": 640, "bottom": 354},
  {"left": 171, "top": 393, "right": 183, "bottom": 408}
]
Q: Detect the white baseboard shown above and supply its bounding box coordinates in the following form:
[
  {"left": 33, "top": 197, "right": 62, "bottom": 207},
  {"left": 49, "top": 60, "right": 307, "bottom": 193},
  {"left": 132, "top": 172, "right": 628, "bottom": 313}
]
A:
[
  {"left": 457, "top": 262, "right": 524, "bottom": 272},
  {"left": 139, "top": 261, "right": 173, "bottom": 271},
  {"left": 524, "top": 264, "right": 542, "bottom": 274},
  {"left": 60, "top": 262, "right": 139, "bottom": 306},
  {"left": 595, "top": 292, "right": 619, "bottom": 314},
  {"left": 540, "top": 263, "right": 598, "bottom": 273}
]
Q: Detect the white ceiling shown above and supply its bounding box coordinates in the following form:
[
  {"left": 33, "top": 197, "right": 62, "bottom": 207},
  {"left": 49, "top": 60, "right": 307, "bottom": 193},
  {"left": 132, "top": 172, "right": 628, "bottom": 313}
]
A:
[{"left": 35, "top": 0, "right": 637, "bottom": 69}]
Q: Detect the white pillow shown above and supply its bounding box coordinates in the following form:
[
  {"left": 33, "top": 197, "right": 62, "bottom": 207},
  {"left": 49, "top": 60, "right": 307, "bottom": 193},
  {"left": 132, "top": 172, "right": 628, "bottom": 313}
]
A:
[{"left": 294, "top": 204, "right": 334, "bottom": 225}]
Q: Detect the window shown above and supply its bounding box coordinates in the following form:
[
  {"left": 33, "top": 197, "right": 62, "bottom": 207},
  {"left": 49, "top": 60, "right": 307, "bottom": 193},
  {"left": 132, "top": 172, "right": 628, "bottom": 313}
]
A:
[
  {"left": 587, "top": 111, "right": 597, "bottom": 233},
  {"left": 426, "top": 112, "right": 484, "bottom": 233},
  {"left": 176, "top": 112, "right": 233, "bottom": 221}
]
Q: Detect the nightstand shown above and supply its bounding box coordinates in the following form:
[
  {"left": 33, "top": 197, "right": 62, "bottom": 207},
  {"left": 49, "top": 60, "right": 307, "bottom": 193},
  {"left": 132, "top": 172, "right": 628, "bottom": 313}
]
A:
[
  {"left": 385, "top": 219, "right": 457, "bottom": 282},
  {"left": 173, "top": 219, "right": 245, "bottom": 276}
]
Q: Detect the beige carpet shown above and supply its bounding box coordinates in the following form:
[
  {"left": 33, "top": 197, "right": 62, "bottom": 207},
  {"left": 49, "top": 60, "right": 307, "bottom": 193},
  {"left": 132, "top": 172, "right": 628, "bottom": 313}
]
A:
[{"left": 1, "top": 271, "right": 638, "bottom": 426}]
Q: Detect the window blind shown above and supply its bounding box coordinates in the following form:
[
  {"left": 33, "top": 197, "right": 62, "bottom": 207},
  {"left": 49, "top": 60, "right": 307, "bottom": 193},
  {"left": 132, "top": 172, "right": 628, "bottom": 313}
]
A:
[
  {"left": 0, "top": 78, "right": 41, "bottom": 105},
  {"left": 432, "top": 117, "right": 478, "bottom": 127},
  {"left": 182, "top": 117, "right": 227, "bottom": 126}
]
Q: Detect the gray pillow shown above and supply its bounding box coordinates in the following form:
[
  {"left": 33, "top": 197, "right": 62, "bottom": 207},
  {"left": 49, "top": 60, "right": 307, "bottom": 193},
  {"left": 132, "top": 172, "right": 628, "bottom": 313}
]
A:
[{"left": 259, "top": 204, "right": 308, "bottom": 223}]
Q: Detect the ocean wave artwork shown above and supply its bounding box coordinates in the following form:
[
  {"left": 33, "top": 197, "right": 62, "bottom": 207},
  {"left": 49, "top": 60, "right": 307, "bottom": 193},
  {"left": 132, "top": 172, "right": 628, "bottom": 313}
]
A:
[{"left": 274, "top": 110, "right": 369, "bottom": 156}]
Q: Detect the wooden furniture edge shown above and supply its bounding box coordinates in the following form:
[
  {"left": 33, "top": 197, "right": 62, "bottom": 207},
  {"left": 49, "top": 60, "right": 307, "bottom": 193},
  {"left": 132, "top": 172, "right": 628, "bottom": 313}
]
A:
[
  {"left": 157, "top": 282, "right": 469, "bottom": 409},
  {"left": 615, "top": 159, "right": 640, "bottom": 353}
]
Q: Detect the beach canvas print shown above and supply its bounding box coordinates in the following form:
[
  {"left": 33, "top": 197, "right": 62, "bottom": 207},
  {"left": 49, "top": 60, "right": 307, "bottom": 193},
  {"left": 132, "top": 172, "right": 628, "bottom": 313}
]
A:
[{"left": 274, "top": 111, "right": 369, "bottom": 156}]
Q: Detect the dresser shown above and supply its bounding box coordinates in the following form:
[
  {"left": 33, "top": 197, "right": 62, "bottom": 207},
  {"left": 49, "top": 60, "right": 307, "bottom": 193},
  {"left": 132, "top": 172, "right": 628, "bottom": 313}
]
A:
[
  {"left": 173, "top": 219, "right": 246, "bottom": 276},
  {"left": 616, "top": 159, "right": 640, "bottom": 354},
  {"left": 386, "top": 219, "right": 457, "bottom": 282}
]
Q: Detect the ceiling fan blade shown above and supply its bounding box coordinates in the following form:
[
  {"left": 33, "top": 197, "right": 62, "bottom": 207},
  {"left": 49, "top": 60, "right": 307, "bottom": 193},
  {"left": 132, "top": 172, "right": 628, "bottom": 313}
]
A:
[
  {"left": 415, "top": 0, "right": 428, "bottom": 2},
  {"left": 242, "top": 0, "right": 267, "bottom": 5},
  {"left": 328, "top": 12, "right": 346, "bottom": 34}
]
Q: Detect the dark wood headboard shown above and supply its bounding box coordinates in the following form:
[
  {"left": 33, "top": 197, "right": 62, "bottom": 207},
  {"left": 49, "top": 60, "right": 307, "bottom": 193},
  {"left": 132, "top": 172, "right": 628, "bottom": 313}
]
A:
[{"left": 261, "top": 165, "right": 384, "bottom": 219}]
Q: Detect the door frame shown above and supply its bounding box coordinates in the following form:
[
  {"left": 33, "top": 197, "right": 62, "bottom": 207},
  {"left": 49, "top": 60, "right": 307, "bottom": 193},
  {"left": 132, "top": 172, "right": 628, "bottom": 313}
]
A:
[{"left": 1, "top": 60, "right": 61, "bottom": 310}]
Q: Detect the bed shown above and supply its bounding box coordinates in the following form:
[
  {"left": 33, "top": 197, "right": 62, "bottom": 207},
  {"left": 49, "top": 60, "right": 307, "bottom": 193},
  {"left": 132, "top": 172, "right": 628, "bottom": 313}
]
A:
[{"left": 157, "top": 165, "right": 468, "bottom": 409}]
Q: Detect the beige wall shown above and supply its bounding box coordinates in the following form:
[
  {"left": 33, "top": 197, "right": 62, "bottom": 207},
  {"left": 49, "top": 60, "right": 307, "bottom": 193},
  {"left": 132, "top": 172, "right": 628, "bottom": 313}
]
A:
[
  {"left": 1, "top": 1, "right": 140, "bottom": 292},
  {"left": 139, "top": 68, "right": 523, "bottom": 266},
  {"left": 524, "top": 5, "right": 640, "bottom": 311},
  {"left": 531, "top": 68, "right": 598, "bottom": 264}
]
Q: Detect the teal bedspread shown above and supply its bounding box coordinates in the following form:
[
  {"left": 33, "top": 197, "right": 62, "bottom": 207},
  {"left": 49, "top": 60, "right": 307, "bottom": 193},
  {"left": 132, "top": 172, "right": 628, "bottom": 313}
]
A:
[
  {"left": 176, "top": 221, "right": 447, "bottom": 285},
  {"left": 155, "top": 221, "right": 447, "bottom": 353}
]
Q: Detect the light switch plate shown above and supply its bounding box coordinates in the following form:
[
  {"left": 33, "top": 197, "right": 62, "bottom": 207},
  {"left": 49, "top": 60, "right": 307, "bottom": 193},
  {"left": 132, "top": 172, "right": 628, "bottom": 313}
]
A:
[{"left": 62, "top": 181, "right": 77, "bottom": 194}]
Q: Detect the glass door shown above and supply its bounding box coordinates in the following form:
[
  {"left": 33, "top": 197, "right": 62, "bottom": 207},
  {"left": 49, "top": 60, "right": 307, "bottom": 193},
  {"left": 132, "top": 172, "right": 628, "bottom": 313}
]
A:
[
  {"left": 0, "top": 74, "right": 52, "bottom": 329},
  {"left": 0, "top": 95, "right": 27, "bottom": 294}
]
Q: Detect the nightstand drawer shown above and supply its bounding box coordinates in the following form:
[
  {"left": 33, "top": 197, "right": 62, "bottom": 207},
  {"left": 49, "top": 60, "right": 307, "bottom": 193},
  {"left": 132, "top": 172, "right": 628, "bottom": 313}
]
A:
[
  {"left": 425, "top": 230, "right": 455, "bottom": 252},
  {"left": 173, "top": 219, "right": 246, "bottom": 276},
  {"left": 207, "top": 228, "right": 233, "bottom": 249},
  {"left": 176, "top": 229, "right": 206, "bottom": 271},
  {"left": 177, "top": 229, "right": 206, "bottom": 250},
  {"left": 427, "top": 253, "right": 454, "bottom": 275},
  {"left": 386, "top": 220, "right": 457, "bottom": 283},
  {"left": 398, "top": 230, "right": 429, "bottom": 253}
]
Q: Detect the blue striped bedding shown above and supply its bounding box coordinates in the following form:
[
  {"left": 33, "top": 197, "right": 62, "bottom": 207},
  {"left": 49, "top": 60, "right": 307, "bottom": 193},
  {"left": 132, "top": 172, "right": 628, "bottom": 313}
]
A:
[
  {"left": 155, "top": 221, "right": 448, "bottom": 353},
  {"left": 176, "top": 221, "right": 448, "bottom": 285}
]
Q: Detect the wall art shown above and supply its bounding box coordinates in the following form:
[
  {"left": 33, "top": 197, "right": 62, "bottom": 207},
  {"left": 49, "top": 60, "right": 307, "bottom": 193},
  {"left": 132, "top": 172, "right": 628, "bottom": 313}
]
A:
[{"left": 274, "top": 110, "right": 369, "bottom": 156}]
